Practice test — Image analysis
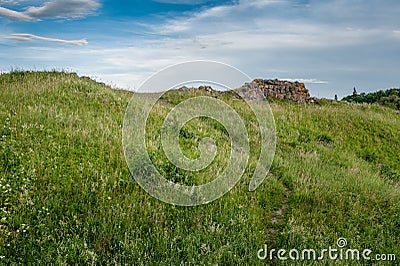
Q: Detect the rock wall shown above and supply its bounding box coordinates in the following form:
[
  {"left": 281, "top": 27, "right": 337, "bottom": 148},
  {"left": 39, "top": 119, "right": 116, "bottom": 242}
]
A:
[
  {"left": 236, "top": 79, "right": 317, "bottom": 103},
  {"left": 177, "top": 79, "right": 318, "bottom": 103}
]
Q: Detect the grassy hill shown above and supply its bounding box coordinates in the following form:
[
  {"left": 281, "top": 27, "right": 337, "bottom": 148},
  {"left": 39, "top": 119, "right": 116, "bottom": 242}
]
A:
[{"left": 0, "top": 71, "right": 399, "bottom": 265}]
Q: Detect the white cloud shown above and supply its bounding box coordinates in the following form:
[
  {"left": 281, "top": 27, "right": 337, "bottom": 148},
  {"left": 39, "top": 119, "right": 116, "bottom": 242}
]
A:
[
  {"left": 6, "top": 33, "right": 88, "bottom": 45},
  {"left": 157, "top": 0, "right": 288, "bottom": 34},
  {"left": 0, "top": 0, "right": 100, "bottom": 21},
  {"left": 240, "top": 0, "right": 285, "bottom": 8},
  {"left": 26, "top": 0, "right": 100, "bottom": 19},
  {"left": 0, "top": 6, "right": 34, "bottom": 21},
  {"left": 0, "top": 0, "right": 21, "bottom": 3}
]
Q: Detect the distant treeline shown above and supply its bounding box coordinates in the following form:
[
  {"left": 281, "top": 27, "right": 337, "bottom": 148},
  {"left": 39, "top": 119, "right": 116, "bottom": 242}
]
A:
[{"left": 342, "top": 88, "right": 400, "bottom": 110}]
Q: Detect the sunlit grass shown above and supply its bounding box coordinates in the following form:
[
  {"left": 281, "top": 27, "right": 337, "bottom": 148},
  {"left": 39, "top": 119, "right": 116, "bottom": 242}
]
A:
[{"left": 0, "top": 71, "right": 399, "bottom": 264}]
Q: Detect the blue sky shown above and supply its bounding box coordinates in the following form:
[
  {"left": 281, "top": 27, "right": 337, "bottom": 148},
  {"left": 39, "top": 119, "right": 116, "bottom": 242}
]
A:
[{"left": 0, "top": 0, "right": 399, "bottom": 98}]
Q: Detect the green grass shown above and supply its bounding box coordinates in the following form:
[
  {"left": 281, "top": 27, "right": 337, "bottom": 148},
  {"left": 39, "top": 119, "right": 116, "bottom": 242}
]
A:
[{"left": 0, "top": 71, "right": 399, "bottom": 265}]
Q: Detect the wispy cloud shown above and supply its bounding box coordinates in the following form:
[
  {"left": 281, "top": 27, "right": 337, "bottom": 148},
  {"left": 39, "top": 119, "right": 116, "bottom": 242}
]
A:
[
  {"left": 157, "top": 0, "right": 287, "bottom": 34},
  {"left": 26, "top": 0, "right": 100, "bottom": 19},
  {"left": 0, "top": 0, "right": 21, "bottom": 4},
  {"left": 0, "top": 0, "right": 100, "bottom": 21},
  {"left": 0, "top": 0, "right": 22, "bottom": 3},
  {"left": 6, "top": 33, "right": 88, "bottom": 45},
  {"left": 0, "top": 6, "right": 34, "bottom": 21}
]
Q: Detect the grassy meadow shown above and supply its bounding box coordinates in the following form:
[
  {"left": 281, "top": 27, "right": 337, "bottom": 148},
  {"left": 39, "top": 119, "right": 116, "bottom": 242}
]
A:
[{"left": 0, "top": 71, "right": 399, "bottom": 265}]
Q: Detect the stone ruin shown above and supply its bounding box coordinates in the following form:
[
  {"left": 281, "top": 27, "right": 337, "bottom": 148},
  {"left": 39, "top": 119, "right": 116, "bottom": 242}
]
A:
[
  {"left": 178, "top": 79, "right": 318, "bottom": 103},
  {"left": 235, "top": 79, "right": 317, "bottom": 103}
]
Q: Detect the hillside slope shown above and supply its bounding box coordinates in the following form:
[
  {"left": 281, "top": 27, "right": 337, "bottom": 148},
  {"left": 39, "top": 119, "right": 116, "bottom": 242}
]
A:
[{"left": 0, "top": 72, "right": 399, "bottom": 265}]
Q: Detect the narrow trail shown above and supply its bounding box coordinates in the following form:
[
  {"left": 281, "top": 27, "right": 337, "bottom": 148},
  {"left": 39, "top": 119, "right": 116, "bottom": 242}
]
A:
[
  {"left": 265, "top": 184, "right": 292, "bottom": 248},
  {"left": 271, "top": 186, "right": 291, "bottom": 225}
]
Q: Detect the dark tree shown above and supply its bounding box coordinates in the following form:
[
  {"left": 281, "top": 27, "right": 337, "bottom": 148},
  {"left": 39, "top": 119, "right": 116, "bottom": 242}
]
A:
[{"left": 353, "top": 87, "right": 358, "bottom": 96}]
